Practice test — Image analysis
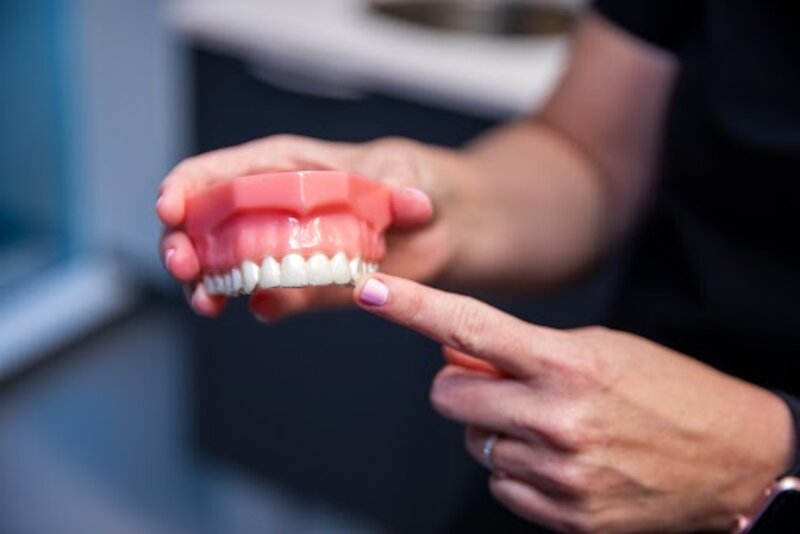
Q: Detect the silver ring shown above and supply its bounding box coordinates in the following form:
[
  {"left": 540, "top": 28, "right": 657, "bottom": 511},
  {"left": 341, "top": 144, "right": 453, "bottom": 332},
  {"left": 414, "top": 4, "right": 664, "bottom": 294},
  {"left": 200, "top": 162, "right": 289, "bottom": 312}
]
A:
[{"left": 482, "top": 433, "right": 498, "bottom": 470}]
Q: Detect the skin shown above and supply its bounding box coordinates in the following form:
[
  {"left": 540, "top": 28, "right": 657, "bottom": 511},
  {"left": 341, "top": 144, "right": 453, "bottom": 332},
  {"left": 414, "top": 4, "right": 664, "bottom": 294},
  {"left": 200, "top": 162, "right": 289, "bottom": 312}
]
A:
[
  {"left": 157, "top": 11, "right": 794, "bottom": 531},
  {"left": 352, "top": 275, "right": 793, "bottom": 532}
]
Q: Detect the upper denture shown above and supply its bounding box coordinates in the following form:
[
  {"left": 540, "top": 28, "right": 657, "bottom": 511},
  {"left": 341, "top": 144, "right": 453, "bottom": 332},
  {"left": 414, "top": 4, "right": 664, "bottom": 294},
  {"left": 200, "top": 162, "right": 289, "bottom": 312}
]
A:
[{"left": 184, "top": 171, "right": 392, "bottom": 294}]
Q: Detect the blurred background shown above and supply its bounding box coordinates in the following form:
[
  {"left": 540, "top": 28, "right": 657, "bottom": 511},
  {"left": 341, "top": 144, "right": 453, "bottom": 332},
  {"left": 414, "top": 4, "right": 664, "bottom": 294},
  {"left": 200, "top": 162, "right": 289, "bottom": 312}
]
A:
[{"left": 0, "top": 1, "right": 609, "bottom": 532}]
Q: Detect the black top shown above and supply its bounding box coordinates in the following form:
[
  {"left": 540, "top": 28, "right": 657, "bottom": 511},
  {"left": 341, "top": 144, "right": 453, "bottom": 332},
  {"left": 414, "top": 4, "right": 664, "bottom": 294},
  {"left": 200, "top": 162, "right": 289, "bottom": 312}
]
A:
[{"left": 594, "top": 0, "right": 800, "bottom": 475}]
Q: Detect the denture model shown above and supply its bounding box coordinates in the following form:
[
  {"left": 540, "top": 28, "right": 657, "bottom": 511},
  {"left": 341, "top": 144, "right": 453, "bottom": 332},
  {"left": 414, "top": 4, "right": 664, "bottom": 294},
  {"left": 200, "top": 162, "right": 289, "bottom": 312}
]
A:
[{"left": 184, "top": 171, "right": 392, "bottom": 296}]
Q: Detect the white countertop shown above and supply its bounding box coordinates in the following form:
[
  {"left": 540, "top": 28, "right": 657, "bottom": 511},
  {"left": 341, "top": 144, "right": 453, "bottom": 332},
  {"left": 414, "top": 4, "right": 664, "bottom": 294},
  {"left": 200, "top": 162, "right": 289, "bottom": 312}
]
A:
[{"left": 168, "top": 0, "right": 573, "bottom": 118}]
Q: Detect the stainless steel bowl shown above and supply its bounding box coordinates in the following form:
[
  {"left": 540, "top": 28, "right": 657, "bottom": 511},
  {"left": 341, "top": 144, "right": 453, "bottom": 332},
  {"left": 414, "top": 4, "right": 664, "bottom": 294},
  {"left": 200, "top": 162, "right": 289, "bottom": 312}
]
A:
[{"left": 369, "top": 0, "right": 578, "bottom": 37}]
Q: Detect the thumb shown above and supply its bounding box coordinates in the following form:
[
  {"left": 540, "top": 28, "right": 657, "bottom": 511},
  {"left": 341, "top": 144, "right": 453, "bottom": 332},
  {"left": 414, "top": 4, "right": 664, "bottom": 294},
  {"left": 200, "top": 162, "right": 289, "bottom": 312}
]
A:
[
  {"left": 353, "top": 274, "right": 558, "bottom": 378},
  {"left": 390, "top": 186, "right": 434, "bottom": 229}
]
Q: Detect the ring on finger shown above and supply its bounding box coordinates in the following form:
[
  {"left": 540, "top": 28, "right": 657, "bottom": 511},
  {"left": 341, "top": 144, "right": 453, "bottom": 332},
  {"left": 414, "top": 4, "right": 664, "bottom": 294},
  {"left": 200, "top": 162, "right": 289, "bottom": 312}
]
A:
[{"left": 482, "top": 433, "right": 499, "bottom": 471}]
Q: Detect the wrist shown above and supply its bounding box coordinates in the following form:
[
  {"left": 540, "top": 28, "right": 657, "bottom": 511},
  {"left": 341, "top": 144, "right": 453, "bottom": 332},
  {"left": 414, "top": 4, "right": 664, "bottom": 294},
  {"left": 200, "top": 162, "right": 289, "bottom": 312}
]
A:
[
  {"left": 714, "top": 387, "right": 795, "bottom": 530},
  {"left": 414, "top": 143, "right": 500, "bottom": 286},
  {"left": 771, "top": 390, "right": 800, "bottom": 476}
]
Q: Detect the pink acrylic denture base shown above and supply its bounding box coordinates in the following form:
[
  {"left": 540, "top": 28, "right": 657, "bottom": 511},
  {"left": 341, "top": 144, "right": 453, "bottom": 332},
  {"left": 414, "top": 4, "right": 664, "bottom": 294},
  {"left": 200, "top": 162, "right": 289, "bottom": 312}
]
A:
[{"left": 184, "top": 171, "right": 392, "bottom": 273}]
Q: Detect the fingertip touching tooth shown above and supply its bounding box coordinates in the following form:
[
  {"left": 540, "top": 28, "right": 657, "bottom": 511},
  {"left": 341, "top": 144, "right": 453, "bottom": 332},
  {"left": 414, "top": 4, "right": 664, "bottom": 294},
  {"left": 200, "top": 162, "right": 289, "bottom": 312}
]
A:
[
  {"left": 260, "top": 257, "right": 281, "bottom": 289},
  {"left": 331, "top": 252, "right": 351, "bottom": 284},
  {"left": 242, "top": 260, "right": 259, "bottom": 293},
  {"left": 281, "top": 253, "right": 308, "bottom": 287}
]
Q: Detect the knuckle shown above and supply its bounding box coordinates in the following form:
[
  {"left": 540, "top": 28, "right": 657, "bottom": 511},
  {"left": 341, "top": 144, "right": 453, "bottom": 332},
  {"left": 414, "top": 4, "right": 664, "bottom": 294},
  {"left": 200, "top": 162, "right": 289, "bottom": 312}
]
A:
[
  {"left": 546, "top": 332, "right": 607, "bottom": 389},
  {"left": 554, "top": 462, "right": 593, "bottom": 496},
  {"left": 509, "top": 407, "right": 539, "bottom": 438},
  {"left": 566, "top": 348, "right": 605, "bottom": 386},
  {"left": 449, "top": 297, "right": 488, "bottom": 355},
  {"left": 541, "top": 411, "right": 596, "bottom": 452},
  {"left": 405, "top": 287, "right": 426, "bottom": 329}
]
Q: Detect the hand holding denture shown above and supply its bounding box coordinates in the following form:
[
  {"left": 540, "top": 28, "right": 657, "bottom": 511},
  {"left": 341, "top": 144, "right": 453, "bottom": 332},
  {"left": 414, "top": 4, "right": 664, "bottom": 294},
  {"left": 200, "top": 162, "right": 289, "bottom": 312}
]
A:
[{"left": 156, "top": 135, "right": 444, "bottom": 318}]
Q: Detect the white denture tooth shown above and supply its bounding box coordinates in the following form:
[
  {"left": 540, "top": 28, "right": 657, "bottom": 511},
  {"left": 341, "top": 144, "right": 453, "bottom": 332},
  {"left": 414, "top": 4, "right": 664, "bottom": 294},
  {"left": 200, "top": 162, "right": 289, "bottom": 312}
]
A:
[
  {"left": 281, "top": 253, "right": 308, "bottom": 287},
  {"left": 213, "top": 274, "right": 225, "bottom": 295},
  {"left": 307, "top": 253, "right": 334, "bottom": 286},
  {"left": 231, "top": 267, "right": 243, "bottom": 294},
  {"left": 259, "top": 257, "right": 281, "bottom": 288},
  {"left": 203, "top": 275, "right": 216, "bottom": 295},
  {"left": 203, "top": 274, "right": 217, "bottom": 295},
  {"left": 365, "top": 263, "right": 376, "bottom": 274},
  {"left": 223, "top": 272, "right": 233, "bottom": 295},
  {"left": 349, "top": 257, "right": 363, "bottom": 282},
  {"left": 241, "top": 260, "right": 259, "bottom": 293},
  {"left": 331, "top": 252, "right": 351, "bottom": 284}
]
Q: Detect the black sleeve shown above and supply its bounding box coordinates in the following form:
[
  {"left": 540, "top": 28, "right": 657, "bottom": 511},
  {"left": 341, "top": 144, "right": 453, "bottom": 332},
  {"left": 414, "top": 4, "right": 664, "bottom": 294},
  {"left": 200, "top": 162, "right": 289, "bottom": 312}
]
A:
[
  {"left": 775, "top": 390, "right": 800, "bottom": 477},
  {"left": 592, "top": 0, "right": 700, "bottom": 53}
]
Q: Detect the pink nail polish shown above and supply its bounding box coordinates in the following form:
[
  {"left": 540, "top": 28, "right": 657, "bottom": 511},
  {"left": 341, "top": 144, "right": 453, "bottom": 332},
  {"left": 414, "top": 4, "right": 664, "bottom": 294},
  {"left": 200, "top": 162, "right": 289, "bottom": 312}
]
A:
[{"left": 359, "top": 278, "right": 389, "bottom": 307}]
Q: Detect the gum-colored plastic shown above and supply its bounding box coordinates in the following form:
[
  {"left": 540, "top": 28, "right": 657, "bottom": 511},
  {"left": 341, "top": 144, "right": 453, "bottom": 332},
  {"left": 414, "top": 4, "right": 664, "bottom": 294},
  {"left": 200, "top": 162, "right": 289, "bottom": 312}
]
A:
[{"left": 184, "top": 171, "right": 392, "bottom": 272}]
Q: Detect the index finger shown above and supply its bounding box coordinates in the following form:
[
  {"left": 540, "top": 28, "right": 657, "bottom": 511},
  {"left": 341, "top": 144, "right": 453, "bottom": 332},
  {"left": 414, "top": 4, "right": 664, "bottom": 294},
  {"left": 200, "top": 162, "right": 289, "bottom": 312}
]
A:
[{"left": 353, "top": 275, "right": 564, "bottom": 378}]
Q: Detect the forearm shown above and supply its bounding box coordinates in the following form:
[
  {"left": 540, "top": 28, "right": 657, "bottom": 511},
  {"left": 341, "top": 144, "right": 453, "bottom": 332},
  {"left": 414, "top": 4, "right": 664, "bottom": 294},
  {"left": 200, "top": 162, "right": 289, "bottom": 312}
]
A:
[
  {"left": 429, "top": 119, "right": 611, "bottom": 290},
  {"left": 429, "top": 13, "right": 675, "bottom": 291},
  {"left": 464, "top": 119, "right": 608, "bottom": 289}
]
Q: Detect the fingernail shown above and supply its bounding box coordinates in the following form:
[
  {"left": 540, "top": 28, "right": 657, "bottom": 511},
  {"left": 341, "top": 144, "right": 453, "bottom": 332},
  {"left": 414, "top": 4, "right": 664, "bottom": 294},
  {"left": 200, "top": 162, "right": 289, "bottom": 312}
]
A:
[
  {"left": 401, "top": 186, "right": 432, "bottom": 205},
  {"left": 164, "top": 248, "right": 176, "bottom": 270},
  {"left": 359, "top": 278, "right": 389, "bottom": 307}
]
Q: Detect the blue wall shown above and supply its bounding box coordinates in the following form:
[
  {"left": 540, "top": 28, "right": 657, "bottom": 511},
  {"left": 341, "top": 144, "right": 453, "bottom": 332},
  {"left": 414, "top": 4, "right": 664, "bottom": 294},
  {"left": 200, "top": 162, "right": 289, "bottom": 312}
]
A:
[{"left": 0, "top": 0, "right": 72, "bottom": 253}]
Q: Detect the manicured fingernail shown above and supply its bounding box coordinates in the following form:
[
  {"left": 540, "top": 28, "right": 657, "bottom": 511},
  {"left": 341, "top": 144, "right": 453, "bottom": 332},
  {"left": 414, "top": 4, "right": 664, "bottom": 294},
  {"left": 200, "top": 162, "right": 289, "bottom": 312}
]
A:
[
  {"left": 164, "top": 248, "right": 176, "bottom": 270},
  {"left": 359, "top": 278, "right": 389, "bottom": 307}
]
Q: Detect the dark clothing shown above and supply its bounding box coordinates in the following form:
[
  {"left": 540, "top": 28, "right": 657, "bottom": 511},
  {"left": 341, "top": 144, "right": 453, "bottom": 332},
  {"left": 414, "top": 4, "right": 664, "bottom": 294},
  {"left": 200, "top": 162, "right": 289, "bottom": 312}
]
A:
[
  {"left": 456, "top": 3, "right": 800, "bottom": 532},
  {"left": 593, "top": 0, "right": 800, "bottom": 474}
]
